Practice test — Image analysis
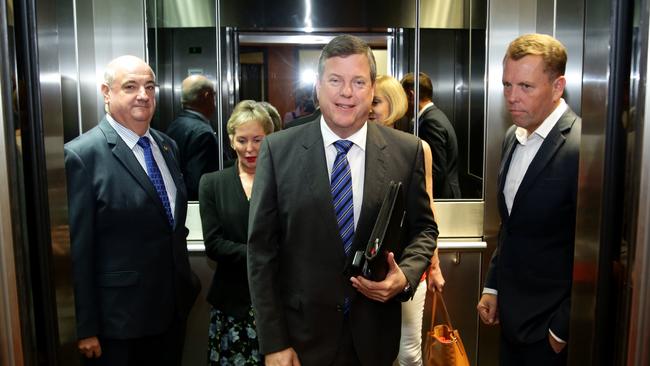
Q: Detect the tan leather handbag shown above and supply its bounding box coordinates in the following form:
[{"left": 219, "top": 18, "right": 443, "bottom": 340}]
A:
[{"left": 423, "top": 291, "right": 470, "bottom": 366}]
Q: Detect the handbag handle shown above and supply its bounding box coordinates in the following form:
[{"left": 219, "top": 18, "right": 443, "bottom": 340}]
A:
[{"left": 429, "top": 291, "right": 455, "bottom": 330}]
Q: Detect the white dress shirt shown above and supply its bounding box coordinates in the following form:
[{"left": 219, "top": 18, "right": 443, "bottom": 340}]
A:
[
  {"left": 107, "top": 114, "right": 177, "bottom": 218},
  {"left": 320, "top": 117, "right": 367, "bottom": 229}
]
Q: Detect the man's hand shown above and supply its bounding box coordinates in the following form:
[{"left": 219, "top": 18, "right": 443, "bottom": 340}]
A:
[
  {"left": 350, "top": 252, "right": 408, "bottom": 302},
  {"left": 477, "top": 293, "right": 499, "bottom": 325},
  {"left": 427, "top": 264, "right": 445, "bottom": 292},
  {"left": 265, "top": 347, "right": 301, "bottom": 366},
  {"left": 548, "top": 334, "right": 566, "bottom": 354},
  {"left": 78, "top": 336, "right": 102, "bottom": 358}
]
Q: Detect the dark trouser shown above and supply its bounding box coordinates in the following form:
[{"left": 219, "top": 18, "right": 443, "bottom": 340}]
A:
[
  {"left": 500, "top": 335, "right": 567, "bottom": 366},
  {"left": 83, "top": 315, "right": 186, "bottom": 366},
  {"left": 331, "top": 316, "right": 362, "bottom": 366}
]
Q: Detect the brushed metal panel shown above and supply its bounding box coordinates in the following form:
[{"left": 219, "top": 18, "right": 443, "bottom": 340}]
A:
[
  {"left": 568, "top": 0, "right": 609, "bottom": 363},
  {"left": 186, "top": 200, "right": 484, "bottom": 241},
  {"left": 420, "top": 0, "right": 465, "bottom": 29},
  {"left": 162, "top": 0, "right": 216, "bottom": 28},
  {"left": 37, "top": 0, "right": 78, "bottom": 361}
]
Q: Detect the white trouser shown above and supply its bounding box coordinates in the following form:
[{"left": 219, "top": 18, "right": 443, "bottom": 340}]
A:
[{"left": 397, "top": 280, "right": 427, "bottom": 366}]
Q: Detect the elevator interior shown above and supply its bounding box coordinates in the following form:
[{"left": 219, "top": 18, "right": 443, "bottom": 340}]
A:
[{"left": 1, "top": 0, "right": 649, "bottom": 365}]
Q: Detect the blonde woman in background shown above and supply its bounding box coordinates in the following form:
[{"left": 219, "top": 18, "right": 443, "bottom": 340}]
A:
[{"left": 369, "top": 75, "right": 446, "bottom": 366}]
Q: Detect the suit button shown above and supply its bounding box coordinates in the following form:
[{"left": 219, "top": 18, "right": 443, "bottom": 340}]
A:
[{"left": 336, "top": 304, "right": 343, "bottom": 312}]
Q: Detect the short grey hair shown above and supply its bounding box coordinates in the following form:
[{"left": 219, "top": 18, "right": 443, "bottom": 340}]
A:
[{"left": 181, "top": 76, "right": 215, "bottom": 107}]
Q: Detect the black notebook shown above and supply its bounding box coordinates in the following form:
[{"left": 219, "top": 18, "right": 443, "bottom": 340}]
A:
[{"left": 351, "top": 181, "right": 406, "bottom": 281}]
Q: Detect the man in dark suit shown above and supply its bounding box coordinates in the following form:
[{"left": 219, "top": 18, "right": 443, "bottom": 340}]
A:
[
  {"left": 476, "top": 34, "right": 580, "bottom": 366},
  {"left": 401, "top": 72, "right": 461, "bottom": 198},
  {"left": 65, "top": 55, "right": 200, "bottom": 365},
  {"left": 166, "top": 74, "right": 219, "bottom": 200},
  {"left": 247, "top": 35, "right": 438, "bottom": 366}
]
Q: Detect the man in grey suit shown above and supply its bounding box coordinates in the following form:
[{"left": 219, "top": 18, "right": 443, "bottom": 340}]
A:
[
  {"left": 166, "top": 74, "right": 220, "bottom": 201},
  {"left": 476, "top": 34, "right": 580, "bottom": 366},
  {"left": 247, "top": 35, "right": 438, "bottom": 366},
  {"left": 65, "top": 55, "right": 200, "bottom": 365},
  {"left": 401, "top": 72, "right": 461, "bottom": 199}
]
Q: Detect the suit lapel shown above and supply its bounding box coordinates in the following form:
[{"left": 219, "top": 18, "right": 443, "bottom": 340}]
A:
[
  {"left": 497, "top": 131, "right": 518, "bottom": 220},
  {"left": 354, "top": 123, "right": 388, "bottom": 250},
  {"left": 299, "top": 122, "right": 341, "bottom": 237},
  {"left": 98, "top": 119, "right": 170, "bottom": 225},
  {"left": 510, "top": 109, "right": 578, "bottom": 216}
]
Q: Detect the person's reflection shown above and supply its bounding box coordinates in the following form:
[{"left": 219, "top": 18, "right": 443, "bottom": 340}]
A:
[
  {"left": 369, "top": 75, "right": 446, "bottom": 365},
  {"left": 198, "top": 100, "right": 275, "bottom": 366},
  {"left": 258, "top": 101, "right": 282, "bottom": 132},
  {"left": 166, "top": 74, "right": 220, "bottom": 200},
  {"left": 64, "top": 55, "right": 200, "bottom": 365},
  {"left": 285, "top": 84, "right": 321, "bottom": 129},
  {"left": 401, "top": 72, "right": 461, "bottom": 199}
]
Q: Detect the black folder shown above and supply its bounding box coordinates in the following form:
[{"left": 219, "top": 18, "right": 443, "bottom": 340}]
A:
[{"left": 352, "top": 181, "right": 406, "bottom": 281}]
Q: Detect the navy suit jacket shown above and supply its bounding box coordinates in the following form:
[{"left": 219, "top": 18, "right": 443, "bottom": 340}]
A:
[
  {"left": 418, "top": 105, "right": 461, "bottom": 198},
  {"left": 166, "top": 110, "right": 220, "bottom": 200},
  {"left": 485, "top": 107, "right": 581, "bottom": 345},
  {"left": 247, "top": 117, "right": 438, "bottom": 365},
  {"left": 64, "top": 117, "right": 200, "bottom": 340}
]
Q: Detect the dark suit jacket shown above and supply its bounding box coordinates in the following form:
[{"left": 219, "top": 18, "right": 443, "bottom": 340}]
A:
[
  {"left": 198, "top": 163, "right": 252, "bottom": 318},
  {"left": 418, "top": 104, "right": 461, "bottom": 198},
  {"left": 166, "top": 110, "right": 219, "bottom": 200},
  {"left": 247, "top": 117, "right": 438, "bottom": 365},
  {"left": 64, "top": 117, "right": 200, "bottom": 340},
  {"left": 485, "top": 107, "right": 581, "bottom": 345},
  {"left": 284, "top": 108, "right": 321, "bottom": 129}
]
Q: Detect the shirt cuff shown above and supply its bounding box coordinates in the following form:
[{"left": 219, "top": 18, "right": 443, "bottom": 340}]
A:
[
  {"left": 549, "top": 329, "right": 566, "bottom": 344},
  {"left": 482, "top": 287, "right": 498, "bottom": 295}
]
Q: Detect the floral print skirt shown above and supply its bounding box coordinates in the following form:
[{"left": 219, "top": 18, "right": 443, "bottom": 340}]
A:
[{"left": 207, "top": 306, "right": 263, "bottom": 366}]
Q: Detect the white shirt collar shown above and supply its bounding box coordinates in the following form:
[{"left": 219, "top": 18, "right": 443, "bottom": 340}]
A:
[
  {"left": 106, "top": 113, "right": 154, "bottom": 150},
  {"left": 515, "top": 98, "right": 568, "bottom": 145},
  {"left": 320, "top": 116, "right": 367, "bottom": 152}
]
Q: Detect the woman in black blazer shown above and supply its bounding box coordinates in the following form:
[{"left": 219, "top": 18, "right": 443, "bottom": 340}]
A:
[{"left": 199, "top": 100, "right": 275, "bottom": 365}]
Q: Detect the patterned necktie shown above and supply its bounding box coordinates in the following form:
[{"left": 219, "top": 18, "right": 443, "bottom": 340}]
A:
[
  {"left": 137, "top": 136, "right": 174, "bottom": 227},
  {"left": 331, "top": 140, "right": 355, "bottom": 256}
]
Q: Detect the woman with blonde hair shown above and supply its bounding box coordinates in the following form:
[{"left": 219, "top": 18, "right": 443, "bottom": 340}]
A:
[
  {"left": 199, "top": 100, "right": 275, "bottom": 365},
  {"left": 370, "top": 75, "right": 446, "bottom": 366}
]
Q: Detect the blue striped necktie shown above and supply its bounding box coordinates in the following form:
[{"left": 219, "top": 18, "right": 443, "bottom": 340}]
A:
[
  {"left": 331, "top": 140, "right": 355, "bottom": 256},
  {"left": 137, "top": 136, "right": 174, "bottom": 227}
]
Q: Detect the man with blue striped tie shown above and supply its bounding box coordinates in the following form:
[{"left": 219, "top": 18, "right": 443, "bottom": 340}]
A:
[
  {"left": 64, "top": 55, "right": 200, "bottom": 365},
  {"left": 248, "top": 35, "right": 438, "bottom": 366}
]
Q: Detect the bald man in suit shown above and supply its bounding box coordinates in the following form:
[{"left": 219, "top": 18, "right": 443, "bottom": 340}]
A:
[{"left": 65, "top": 55, "right": 200, "bottom": 365}]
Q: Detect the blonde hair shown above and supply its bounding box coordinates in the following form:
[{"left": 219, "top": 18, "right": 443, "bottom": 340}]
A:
[
  {"left": 505, "top": 33, "right": 567, "bottom": 80},
  {"left": 374, "top": 75, "right": 408, "bottom": 127},
  {"left": 227, "top": 100, "right": 274, "bottom": 137}
]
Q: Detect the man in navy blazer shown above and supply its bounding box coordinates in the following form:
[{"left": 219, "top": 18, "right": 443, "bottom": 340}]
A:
[
  {"left": 65, "top": 55, "right": 200, "bottom": 365},
  {"left": 166, "top": 74, "right": 220, "bottom": 200},
  {"left": 401, "top": 72, "right": 461, "bottom": 199},
  {"left": 247, "top": 35, "right": 437, "bottom": 366},
  {"left": 477, "top": 34, "right": 581, "bottom": 366}
]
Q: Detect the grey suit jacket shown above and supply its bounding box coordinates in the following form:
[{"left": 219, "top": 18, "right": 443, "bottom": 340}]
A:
[
  {"left": 65, "top": 117, "right": 200, "bottom": 340},
  {"left": 247, "top": 117, "right": 438, "bottom": 365},
  {"left": 485, "top": 107, "right": 581, "bottom": 345}
]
